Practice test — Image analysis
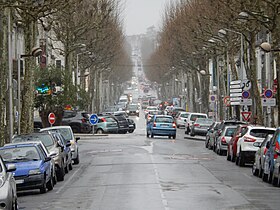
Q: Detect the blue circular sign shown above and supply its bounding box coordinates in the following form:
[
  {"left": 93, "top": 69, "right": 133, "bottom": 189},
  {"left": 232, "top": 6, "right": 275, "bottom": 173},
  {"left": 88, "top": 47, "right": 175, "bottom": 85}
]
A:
[
  {"left": 264, "top": 89, "right": 273, "bottom": 98},
  {"left": 89, "top": 114, "right": 99, "bottom": 125},
  {"left": 210, "top": 95, "right": 216, "bottom": 101},
  {"left": 242, "top": 91, "right": 250, "bottom": 99}
]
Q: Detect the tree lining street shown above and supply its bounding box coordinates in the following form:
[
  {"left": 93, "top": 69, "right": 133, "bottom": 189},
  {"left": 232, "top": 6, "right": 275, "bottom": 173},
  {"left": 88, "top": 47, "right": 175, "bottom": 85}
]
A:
[{"left": 18, "top": 113, "right": 280, "bottom": 210}]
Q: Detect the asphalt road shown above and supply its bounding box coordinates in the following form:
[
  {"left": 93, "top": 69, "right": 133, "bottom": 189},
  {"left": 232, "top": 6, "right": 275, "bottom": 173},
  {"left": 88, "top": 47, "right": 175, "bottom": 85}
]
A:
[{"left": 18, "top": 113, "right": 280, "bottom": 210}]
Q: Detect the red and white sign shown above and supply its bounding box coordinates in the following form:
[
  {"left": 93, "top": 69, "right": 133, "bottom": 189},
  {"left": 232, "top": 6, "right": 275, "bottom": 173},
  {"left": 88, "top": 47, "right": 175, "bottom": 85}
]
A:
[
  {"left": 48, "top": 113, "right": 56, "bottom": 125},
  {"left": 241, "top": 111, "right": 252, "bottom": 122},
  {"left": 223, "top": 96, "right": 230, "bottom": 106}
]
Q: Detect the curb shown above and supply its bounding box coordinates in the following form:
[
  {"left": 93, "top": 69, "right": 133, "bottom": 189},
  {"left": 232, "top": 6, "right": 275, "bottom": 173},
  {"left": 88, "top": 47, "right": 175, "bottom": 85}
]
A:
[{"left": 184, "top": 136, "right": 205, "bottom": 142}]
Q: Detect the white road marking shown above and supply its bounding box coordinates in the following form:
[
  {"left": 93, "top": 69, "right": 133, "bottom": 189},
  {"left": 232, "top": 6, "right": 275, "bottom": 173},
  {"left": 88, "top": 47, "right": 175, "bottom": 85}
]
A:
[{"left": 56, "top": 165, "right": 82, "bottom": 194}]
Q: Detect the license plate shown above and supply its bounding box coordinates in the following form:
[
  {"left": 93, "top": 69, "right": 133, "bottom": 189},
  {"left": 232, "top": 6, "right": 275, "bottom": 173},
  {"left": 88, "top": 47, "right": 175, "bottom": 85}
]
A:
[
  {"left": 16, "top": 179, "right": 24, "bottom": 184},
  {"left": 161, "top": 124, "right": 169, "bottom": 127}
]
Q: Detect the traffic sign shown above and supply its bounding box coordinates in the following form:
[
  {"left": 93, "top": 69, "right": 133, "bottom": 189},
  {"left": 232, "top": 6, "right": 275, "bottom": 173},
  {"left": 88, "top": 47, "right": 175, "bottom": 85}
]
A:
[
  {"left": 241, "top": 111, "right": 252, "bottom": 122},
  {"left": 240, "top": 99, "right": 252, "bottom": 106},
  {"left": 48, "top": 113, "right": 56, "bottom": 125},
  {"left": 264, "top": 89, "right": 273, "bottom": 98},
  {"left": 242, "top": 91, "right": 250, "bottom": 99},
  {"left": 241, "top": 79, "right": 251, "bottom": 91},
  {"left": 262, "top": 98, "right": 276, "bottom": 106},
  {"left": 223, "top": 96, "right": 230, "bottom": 106},
  {"left": 209, "top": 95, "right": 217, "bottom": 102},
  {"left": 230, "top": 80, "right": 242, "bottom": 105},
  {"left": 89, "top": 114, "right": 99, "bottom": 125}
]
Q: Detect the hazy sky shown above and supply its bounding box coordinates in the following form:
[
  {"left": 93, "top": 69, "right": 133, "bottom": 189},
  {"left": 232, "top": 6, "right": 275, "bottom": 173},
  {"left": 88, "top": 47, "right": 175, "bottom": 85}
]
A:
[{"left": 122, "top": 0, "right": 170, "bottom": 35}]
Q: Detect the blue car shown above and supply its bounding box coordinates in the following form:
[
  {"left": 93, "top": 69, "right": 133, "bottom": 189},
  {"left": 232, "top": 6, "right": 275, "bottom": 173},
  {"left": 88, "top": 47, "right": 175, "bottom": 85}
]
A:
[
  {"left": 146, "top": 115, "right": 176, "bottom": 139},
  {"left": 0, "top": 142, "right": 54, "bottom": 194}
]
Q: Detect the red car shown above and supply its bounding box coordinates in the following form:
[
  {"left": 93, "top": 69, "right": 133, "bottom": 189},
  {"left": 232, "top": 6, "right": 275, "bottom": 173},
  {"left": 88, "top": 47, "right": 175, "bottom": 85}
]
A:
[{"left": 227, "top": 124, "right": 248, "bottom": 162}]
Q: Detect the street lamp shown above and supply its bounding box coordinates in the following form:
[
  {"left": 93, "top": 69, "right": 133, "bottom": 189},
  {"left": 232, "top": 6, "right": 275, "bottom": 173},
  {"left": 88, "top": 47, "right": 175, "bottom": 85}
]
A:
[
  {"left": 16, "top": 47, "right": 42, "bottom": 135},
  {"left": 260, "top": 42, "right": 280, "bottom": 126}
]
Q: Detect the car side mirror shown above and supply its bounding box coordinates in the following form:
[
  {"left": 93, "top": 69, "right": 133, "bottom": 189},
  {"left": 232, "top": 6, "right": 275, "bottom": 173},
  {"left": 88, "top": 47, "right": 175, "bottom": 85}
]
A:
[
  {"left": 45, "top": 157, "right": 52, "bottom": 162},
  {"left": 253, "top": 142, "right": 261, "bottom": 148},
  {"left": 66, "top": 141, "right": 71, "bottom": 147},
  {"left": 266, "top": 141, "right": 270, "bottom": 149},
  {"left": 49, "top": 151, "right": 58, "bottom": 158},
  {"left": 6, "top": 164, "right": 16, "bottom": 172},
  {"left": 75, "top": 137, "right": 80, "bottom": 142}
]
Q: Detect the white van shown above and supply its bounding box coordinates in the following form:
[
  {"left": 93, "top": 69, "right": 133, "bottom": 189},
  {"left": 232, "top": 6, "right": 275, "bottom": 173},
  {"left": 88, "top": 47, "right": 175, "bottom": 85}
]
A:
[{"left": 184, "top": 112, "right": 208, "bottom": 134}]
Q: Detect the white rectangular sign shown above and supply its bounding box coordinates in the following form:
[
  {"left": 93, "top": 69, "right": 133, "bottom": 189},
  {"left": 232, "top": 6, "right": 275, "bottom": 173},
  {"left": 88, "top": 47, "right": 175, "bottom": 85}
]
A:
[
  {"left": 230, "top": 93, "right": 242, "bottom": 97},
  {"left": 240, "top": 99, "right": 253, "bottom": 106},
  {"left": 262, "top": 98, "right": 276, "bottom": 106},
  {"left": 231, "top": 101, "right": 241, "bottom": 105},
  {"left": 230, "top": 85, "right": 241, "bottom": 89},
  {"left": 230, "top": 89, "right": 242, "bottom": 93},
  {"left": 230, "top": 80, "right": 241, "bottom": 85}
]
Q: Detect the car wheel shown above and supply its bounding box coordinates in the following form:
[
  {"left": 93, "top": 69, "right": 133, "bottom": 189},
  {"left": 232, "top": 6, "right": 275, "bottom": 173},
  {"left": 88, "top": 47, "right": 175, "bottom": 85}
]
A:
[
  {"left": 267, "top": 171, "right": 273, "bottom": 184},
  {"left": 173, "top": 135, "right": 176, "bottom": 139},
  {"left": 151, "top": 133, "right": 154, "bottom": 138},
  {"left": 96, "top": 129, "right": 104, "bottom": 134},
  {"left": 252, "top": 165, "right": 258, "bottom": 176},
  {"left": 40, "top": 178, "right": 47, "bottom": 194},
  {"left": 262, "top": 170, "right": 268, "bottom": 182},
  {"left": 226, "top": 151, "right": 231, "bottom": 161},
  {"left": 258, "top": 167, "right": 263, "bottom": 178},
  {"left": 277, "top": 170, "right": 280, "bottom": 187},
  {"left": 235, "top": 154, "right": 239, "bottom": 166},
  {"left": 65, "top": 162, "right": 69, "bottom": 174},
  {"left": 69, "top": 161, "right": 73, "bottom": 170},
  {"left": 73, "top": 152, "right": 80, "bottom": 165},
  {"left": 12, "top": 197, "right": 18, "bottom": 210},
  {"left": 146, "top": 132, "right": 150, "bottom": 137},
  {"left": 47, "top": 174, "right": 54, "bottom": 191},
  {"left": 57, "top": 165, "right": 65, "bottom": 181},
  {"left": 53, "top": 173, "right": 57, "bottom": 185},
  {"left": 231, "top": 153, "right": 236, "bottom": 162},
  {"left": 238, "top": 151, "right": 245, "bottom": 167},
  {"left": 128, "top": 130, "right": 134, "bottom": 133},
  {"left": 272, "top": 172, "right": 278, "bottom": 186}
]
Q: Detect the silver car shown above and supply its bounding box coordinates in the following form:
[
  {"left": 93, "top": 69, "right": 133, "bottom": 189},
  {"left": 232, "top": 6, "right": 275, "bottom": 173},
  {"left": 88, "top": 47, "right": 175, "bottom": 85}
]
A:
[
  {"left": 41, "top": 126, "right": 80, "bottom": 164},
  {"left": 189, "top": 118, "right": 213, "bottom": 136},
  {"left": 175, "top": 111, "right": 189, "bottom": 128},
  {"left": 0, "top": 156, "right": 17, "bottom": 210},
  {"left": 215, "top": 126, "right": 237, "bottom": 155}
]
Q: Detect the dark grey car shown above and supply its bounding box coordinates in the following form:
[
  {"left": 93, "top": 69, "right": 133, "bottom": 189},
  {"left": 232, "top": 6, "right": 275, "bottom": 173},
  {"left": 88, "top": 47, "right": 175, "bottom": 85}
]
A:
[{"left": 190, "top": 118, "right": 213, "bottom": 136}]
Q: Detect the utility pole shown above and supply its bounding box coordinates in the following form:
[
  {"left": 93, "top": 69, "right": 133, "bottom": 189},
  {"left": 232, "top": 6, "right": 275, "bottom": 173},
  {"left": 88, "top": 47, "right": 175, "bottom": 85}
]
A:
[{"left": 8, "top": 8, "right": 13, "bottom": 142}]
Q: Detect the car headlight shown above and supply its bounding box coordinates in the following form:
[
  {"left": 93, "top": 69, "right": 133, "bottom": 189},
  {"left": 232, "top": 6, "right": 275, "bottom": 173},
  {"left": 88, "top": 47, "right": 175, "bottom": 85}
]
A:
[
  {"left": 126, "top": 110, "right": 130, "bottom": 113},
  {"left": 29, "top": 169, "right": 41, "bottom": 175},
  {"left": 0, "top": 177, "right": 4, "bottom": 188},
  {"left": 136, "top": 110, "right": 139, "bottom": 113}
]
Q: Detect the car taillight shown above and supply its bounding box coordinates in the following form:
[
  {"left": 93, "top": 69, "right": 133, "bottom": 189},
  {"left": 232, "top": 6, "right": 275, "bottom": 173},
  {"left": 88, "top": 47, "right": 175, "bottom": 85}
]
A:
[
  {"left": 81, "top": 118, "right": 86, "bottom": 123},
  {"left": 264, "top": 148, "right": 267, "bottom": 155},
  {"left": 101, "top": 118, "right": 106, "bottom": 122},
  {"left": 221, "top": 137, "right": 227, "bottom": 144},
  {"left": 274, "top": 153, "right": 278, "bottom": 159},
  {"left": 194, "top": 123, "right": 200, "bottom": 127},
  {"left": 244, "top": 136, "right": 256, "bottom": 142},
  {"left": 173, "top": 123, "right": 176, "bottom": 128},
  {"left": 153, "top": 122, "right": 156, "bottom": 127}
]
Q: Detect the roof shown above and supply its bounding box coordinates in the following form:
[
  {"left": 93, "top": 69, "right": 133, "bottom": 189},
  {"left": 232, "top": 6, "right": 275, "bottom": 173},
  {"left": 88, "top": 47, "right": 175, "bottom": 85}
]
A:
[
  {"left": 2, "top": 141, "right": 41, "bottom": 148},
  {"left": 40, "top": 125, "right": 71, "bottom": 131}
]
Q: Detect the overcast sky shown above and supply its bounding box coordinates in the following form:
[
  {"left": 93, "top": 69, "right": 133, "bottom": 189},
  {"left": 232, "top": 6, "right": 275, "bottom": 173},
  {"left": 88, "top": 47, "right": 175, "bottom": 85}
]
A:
[{"left": 121, "top": 0, "right": 170, "bottom": 35}]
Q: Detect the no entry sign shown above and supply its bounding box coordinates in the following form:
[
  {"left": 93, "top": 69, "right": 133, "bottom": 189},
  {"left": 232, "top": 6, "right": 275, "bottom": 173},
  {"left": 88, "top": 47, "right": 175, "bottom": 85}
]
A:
[{"left": 48, "top": 112, "right": 56, "bottom": 125}]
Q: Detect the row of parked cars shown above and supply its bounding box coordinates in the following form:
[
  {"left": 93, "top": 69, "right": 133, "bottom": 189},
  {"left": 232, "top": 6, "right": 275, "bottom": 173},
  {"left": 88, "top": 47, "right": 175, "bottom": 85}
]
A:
[
  {"left": 204, "top": 120, "right": 280, "bottom": 187},
  {"left": 0, "top": 125, "right": 80, "bottom": 209}
]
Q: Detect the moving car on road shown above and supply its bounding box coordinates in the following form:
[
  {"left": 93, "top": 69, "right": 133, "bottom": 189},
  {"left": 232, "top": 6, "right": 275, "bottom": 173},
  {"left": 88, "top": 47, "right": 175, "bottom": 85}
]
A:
[
  {"left": 0, "top": 155, "right": 17, "bottom": 210},
  {"left": 126, "top": 104, "right": 140, "bottom": 117},
  {"left": 146, "top": 115, "right": 176, "bottom": 139}
]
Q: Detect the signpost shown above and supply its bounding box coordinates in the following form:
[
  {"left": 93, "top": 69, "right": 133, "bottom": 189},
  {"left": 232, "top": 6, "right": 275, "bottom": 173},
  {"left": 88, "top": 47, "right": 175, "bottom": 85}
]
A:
[
  {"left": 230, "top": 80, "right": 242, "bottom": 105},
  {"left": 90, "top": 114, "right": 99, "bottom": 134},
  {"left": 48, "top": 112, "right": 56, "bottom": 126},
  {"left": 241, "top": 111, "right": 251, "bottom": 122}
]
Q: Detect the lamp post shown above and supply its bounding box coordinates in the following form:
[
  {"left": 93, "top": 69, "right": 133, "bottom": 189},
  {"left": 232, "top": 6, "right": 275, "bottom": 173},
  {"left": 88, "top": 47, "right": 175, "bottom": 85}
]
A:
[{"left": 260, "top": 42, "right": 280, "bottom": 126}]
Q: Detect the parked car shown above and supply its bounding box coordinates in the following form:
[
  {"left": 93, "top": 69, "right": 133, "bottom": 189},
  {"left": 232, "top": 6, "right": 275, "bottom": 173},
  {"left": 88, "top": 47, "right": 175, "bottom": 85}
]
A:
[
  {"left": 262, "top": 128, "right": 280, "bottom": 185},
  {"left": 0, "top": 156, "right": 17, "bottom": 210},
  {"left": 227, "top": 124, "right": 248, "bottom": 162},
  {"left": 236, "top": 126, "right": 275, "bottom": 166},
  {"left": 215, "top": 126, "right": 237, "bottom": 155},
  {"left": 40, "top": 126, "right": 80, "bottom": 165},
  {"left": 0, "top": 142, "right": 54, "bottom": 193},
  {"left": 126, "top": 104, "right": 140, "bottom": 117},
  {"left": 12, "top": 133, "right": 70, "bottom": 181},
  {"left": 111, "top": 114, "right": 129, "bottom": 134},
  {"left": 94, "top": 116, "right": 119, "bottom": 134},
  {"left": 146, "top": 115, "right": 176, "bottom": 139},
  {"left": 252, "top": 134, "right": 273, "bottom": 178},
  {"left": 207, "top": 122, "right": 221, "bottom": 150},
  {"left": 174, "top": 111, "right": 189, "bottom": 128},
  {"left": 185, "top": 113, "right": 208, "bottom": 134},
  {"left": 213, "top": 120, "right": 247, "bottom": 152},
  {"left": 127, "top": 119, "right": 136, "bottom": 133},
  {"left": 189, "top": 118, "right": 213, "bottom": 136},
  {"left": 61, "top": 110, "right": 92, "bottom": 133}
]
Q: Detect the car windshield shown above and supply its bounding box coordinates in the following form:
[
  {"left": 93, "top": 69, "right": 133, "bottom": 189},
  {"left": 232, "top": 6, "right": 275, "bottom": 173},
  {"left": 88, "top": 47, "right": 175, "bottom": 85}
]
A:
[
  {"left": 195, "top": 118, "right": 213, "bottom": 124},
  {"left": 128, "top": 105, "right": 138, "bottom": 110},
  {"left": 155, "top": 117, "right": 173, "bottom": 123},
  {"left": 13, "top": 135, "right": 54, "bottom": 148},
  {"left": 190, "top": 114, "right": 207, "bottom": 121},
  {"left": 0, "top": 146, "right": 40, "bottom": 162},
  {"left": 147, "top": 107, "right": 157, "bottom": 111},
  {"left": 225, "top": 128, "right": 237, "bottom": 136},
  {"left": 250, "top": 129, "right": 275, "bottom": 138},
  {"left": 180, "top": 113, "right": 189, "bottom": 118},
  {"left": 46, "top": 128, "right": 73, "bottom": 142}
]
